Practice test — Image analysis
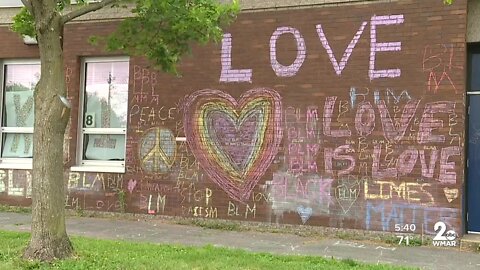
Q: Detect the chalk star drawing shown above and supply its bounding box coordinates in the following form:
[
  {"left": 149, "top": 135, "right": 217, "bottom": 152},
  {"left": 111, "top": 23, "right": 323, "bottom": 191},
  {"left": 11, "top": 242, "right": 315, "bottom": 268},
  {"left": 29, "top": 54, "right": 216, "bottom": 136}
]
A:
[
  {"left": 183, "top": 88, "right": 283, "bottom": 202},
  {"left": 139, "top": 127, "right": 176, "bottom": 173},
  {"left": 296, "top": 205, "right": 313, "bottom": 224}
]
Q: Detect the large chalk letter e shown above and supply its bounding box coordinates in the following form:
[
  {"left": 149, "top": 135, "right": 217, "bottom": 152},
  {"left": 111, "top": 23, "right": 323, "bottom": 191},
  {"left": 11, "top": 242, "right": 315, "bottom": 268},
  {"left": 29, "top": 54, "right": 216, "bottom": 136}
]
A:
[{"left": 369, "top": 15, "right": 404, "bottom": 80}]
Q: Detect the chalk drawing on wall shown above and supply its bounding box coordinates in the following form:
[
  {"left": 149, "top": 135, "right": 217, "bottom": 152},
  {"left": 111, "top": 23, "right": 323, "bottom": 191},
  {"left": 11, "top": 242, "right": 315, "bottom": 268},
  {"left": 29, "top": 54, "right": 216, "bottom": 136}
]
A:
[
  {"left": 296, "top": 205, "right": 313, "bottom": 224},
  {"left": 422, "top": 44, "right": 462, "bottom": 94},
  {"left": 183, "top": 88, "right": 283, "bottom": 202},
  {"left": 335, "top": 175, "right": 361, "bottom": 214},
  {"left": 127, "top": 179, "right": 138, "bottom": 194},
  {"left": 139, "top": 127, "right": 177, "bottom": 174},
  {"left": 0, "top": 176, "right": 5, "bottom": 193},
  {"left": 443, "top": 187, "right": 458, "bottom": 203},
  {"left": 268, "top": 172, "right": 333, "bottom": 215}
]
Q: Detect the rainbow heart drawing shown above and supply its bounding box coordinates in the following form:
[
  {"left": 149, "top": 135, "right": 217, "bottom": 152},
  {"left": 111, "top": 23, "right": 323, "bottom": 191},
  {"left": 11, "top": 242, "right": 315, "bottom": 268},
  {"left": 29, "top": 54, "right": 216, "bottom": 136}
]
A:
[{"left": 183, "top": 88, "right": 283, "bottom": 202}]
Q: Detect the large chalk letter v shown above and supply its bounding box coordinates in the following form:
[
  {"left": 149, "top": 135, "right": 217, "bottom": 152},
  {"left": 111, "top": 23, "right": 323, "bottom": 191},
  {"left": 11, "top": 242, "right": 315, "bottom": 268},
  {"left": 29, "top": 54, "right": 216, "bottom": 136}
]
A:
[
  {"left": 316, "top": 21, "right": 367, "bottom": 76},
  {"left": 377, "top": 99, "right": 420, "bottom": 143}
]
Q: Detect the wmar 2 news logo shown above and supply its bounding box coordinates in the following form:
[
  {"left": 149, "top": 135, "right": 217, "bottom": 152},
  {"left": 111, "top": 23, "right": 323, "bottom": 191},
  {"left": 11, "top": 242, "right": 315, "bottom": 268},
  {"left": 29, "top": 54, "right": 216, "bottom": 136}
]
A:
[
  {"left": 395, "top": 221, "right": 457, "bottom": 247},
  {"left": 432, "top": 221, "right": 457, "bottom": 247}
]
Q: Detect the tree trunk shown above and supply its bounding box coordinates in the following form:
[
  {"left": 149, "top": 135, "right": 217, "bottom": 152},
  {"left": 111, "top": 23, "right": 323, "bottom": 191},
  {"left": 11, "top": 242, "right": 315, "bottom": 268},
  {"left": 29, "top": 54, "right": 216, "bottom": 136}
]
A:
[{"left": 23, "top": 12, "right": 73, "bottom": 261}]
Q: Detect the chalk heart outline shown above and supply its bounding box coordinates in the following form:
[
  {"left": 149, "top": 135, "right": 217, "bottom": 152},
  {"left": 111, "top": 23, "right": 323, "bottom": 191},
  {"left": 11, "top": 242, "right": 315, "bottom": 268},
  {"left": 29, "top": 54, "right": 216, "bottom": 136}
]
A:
[
  {"left": 184, "top": 88, "right": 283, "bottom": 202},
  {"left": 443, "top": 187, "right": 459, "bottom": 203},
  {"left": 127, "top": 179, "right": 137, "bottom": 194},
  {"left": 296, "top": 206, "right": 313, "bottom": 224},
  {"left": 335, "top": 179, "right": 360, "bottom": 214}
]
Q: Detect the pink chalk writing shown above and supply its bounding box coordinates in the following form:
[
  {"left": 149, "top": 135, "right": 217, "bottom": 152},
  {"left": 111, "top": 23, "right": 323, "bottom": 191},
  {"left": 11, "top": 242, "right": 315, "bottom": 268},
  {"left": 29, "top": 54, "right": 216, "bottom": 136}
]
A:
[
  {"left": 377, "top": 99, "right": 419, "bottom": 143},
  {"left": 396, "top": 148, "right": 418, "bottom": 176},
  {"left": 423, "top": 44, "right": 462, "bottom": 94},
  {"left": 419, "top": 149, "right": 439, "bottom": 179},
  {"left": 271, "top": 173, "right": 333, "bottom": 206},
  {"left": 127, "top": 179, "right": 137, "bottom": 194},
  {"left": 288, "top": 143, "right": 320, "bottom": 174},
  {"left": 323, "top": 96, "right": 351, "bottom": 137},
  {"left": 324, "top": 145, "right": 355, "bottom": 176},
  {"left": 417, "top": 101, "right": 455, "bottom": 144},
  {"left": 439, "top": 146, "right": 460, "bottom": 184},
  {"left": 369, "top": 15, "right": 404, "bottom": 80},
  {"left": 316, "top": 21, "right": 367, "bottom": 76},
  {"left": 270, "top": 27, "right": 306, "bottom": 77},
  {"left": 285, "top": 106, "right": 321, "bottom": 175},
  {"left": 220, "top": 33, "right": 252, "bottom": 83},
  {"left": 372, "top": 144, "right": 397, "bottom": 179},
  {"left": 355, "top": 102, "right": 375, "bottom": 136}
]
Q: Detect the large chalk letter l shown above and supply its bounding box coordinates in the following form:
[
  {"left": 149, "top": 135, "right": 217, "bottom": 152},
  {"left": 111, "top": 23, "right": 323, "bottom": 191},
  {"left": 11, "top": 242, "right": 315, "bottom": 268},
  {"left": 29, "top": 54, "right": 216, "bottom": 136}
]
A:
[{"left": 220, "top": 33, "right": 252, "bottom": 83}]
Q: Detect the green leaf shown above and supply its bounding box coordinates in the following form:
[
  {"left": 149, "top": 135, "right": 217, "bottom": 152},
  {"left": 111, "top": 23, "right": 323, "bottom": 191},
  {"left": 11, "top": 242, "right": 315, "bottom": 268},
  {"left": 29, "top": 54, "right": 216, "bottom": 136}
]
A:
[
  {"left": 105, "top": 0, "right": 239, "bottom": 74},
  {"left": 11, "top": 7, "right": 35, "bottom": 38},
  {"left": 11, "top": 0, "right": 239, "bottom": 75}
]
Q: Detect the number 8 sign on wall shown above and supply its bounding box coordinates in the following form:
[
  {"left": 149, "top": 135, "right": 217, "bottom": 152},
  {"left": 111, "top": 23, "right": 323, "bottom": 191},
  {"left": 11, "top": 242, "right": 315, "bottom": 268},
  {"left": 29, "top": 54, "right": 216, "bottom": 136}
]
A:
[{"left": 84, "top": 113, "right": 95, "bottom": 128}]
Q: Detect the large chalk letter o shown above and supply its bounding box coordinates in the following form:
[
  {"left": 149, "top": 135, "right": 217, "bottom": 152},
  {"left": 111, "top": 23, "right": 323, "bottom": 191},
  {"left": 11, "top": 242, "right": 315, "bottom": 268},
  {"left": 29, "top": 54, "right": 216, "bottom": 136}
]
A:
[
  {"left": 270, "top": 27, "right": 306, "bottom": 77},
  {"left": 397, "top": 148, "right": 418, "bottom": 176},
  {"left": 355, "top": 102, "right": 375, "bottom": 136}
]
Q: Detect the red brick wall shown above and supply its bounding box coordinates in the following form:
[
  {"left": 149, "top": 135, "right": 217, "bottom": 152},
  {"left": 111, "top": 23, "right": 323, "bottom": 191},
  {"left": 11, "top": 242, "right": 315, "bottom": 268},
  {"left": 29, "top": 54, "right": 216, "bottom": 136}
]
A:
[{"left": 0, "top": 0, "right": 468, "bottom": 236}]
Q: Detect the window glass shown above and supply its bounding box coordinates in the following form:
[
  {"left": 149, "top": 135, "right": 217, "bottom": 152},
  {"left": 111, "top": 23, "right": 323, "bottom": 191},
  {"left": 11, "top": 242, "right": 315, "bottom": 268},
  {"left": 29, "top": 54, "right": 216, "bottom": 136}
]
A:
[
  {"left": 2, "top": 63, "right": 39, "bottom": 158},
  {"left": 81, "top": 59, "right": 129, "bottom": 164},
  {"left": 4, "top": 65, "right": 38, "bottom": 128},
  {"left": 84, "top": 61, "right": 129, "bottom": 129},
  {"left": 2, "top": 133, "right": 33, "bottom": 157},
  {"left": 471, "top": 54, "right": 480, "bottom": 91},
  {"left": 83, "top": 134, "right": 125, "bottom": 160}
]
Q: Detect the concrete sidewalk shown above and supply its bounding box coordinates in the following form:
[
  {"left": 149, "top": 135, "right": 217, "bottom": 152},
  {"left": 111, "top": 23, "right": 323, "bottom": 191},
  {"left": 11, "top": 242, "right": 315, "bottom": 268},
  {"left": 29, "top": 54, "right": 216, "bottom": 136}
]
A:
[{"left": 0, "top": 212, "right": 478, "bottom": 270}]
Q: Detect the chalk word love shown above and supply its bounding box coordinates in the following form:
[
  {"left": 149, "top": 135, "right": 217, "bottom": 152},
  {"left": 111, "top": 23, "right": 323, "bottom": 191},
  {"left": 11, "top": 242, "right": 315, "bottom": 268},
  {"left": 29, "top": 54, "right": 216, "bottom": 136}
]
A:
[{"left": 220, "top": 15, "right": 404, "bottom": 82}]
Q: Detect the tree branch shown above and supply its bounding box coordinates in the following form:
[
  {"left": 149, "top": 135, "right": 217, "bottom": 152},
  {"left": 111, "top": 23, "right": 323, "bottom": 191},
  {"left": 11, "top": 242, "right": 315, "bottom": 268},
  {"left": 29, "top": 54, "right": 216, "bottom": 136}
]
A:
[
  {"left": 61, "top": 0, "right": 120, "bottom": 24},
  {"left": 20, "top": 0, "right": 33, "bottom": 13}
]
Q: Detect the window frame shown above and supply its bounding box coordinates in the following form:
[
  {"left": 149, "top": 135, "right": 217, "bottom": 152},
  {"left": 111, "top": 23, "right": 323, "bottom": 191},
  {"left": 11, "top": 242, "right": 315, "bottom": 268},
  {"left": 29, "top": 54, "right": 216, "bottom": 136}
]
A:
[
  {"left": 468, "top": 43, "right": 480, "bottom": 93},
  {"left": 0, "top": 59, "right": 40, "bottom": 169},
  {"left": 71, "top": 56, "right": 129, "bottom": 173}
]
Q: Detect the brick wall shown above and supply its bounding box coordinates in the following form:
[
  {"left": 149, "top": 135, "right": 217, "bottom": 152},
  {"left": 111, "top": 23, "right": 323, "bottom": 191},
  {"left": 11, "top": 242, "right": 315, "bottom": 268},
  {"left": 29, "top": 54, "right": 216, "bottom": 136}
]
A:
[{"left": 0, "top": 0, "right": 468, "bottom": 236}]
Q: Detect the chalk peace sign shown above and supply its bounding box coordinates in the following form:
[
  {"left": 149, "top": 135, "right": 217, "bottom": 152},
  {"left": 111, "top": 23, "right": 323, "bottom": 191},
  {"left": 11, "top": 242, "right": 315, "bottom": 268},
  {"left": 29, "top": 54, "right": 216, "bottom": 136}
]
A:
[{"left": 139, "top": 127, "right": 176, "bottom": 173}]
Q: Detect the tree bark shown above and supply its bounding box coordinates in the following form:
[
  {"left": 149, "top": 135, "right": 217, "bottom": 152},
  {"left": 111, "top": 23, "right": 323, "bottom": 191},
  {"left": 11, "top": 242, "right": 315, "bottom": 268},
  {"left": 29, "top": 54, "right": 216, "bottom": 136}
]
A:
[{"left": 22, "top": 9, "right": 73, "bottom": 261}]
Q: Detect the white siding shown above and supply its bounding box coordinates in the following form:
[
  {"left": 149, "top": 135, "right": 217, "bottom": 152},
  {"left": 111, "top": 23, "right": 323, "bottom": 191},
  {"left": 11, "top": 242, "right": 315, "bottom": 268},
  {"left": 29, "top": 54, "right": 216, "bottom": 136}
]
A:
[
  {"left": 468, "top": 0, "right": 480, "bottom": 42},
  {"left": 0, "top": 0, "right": 22, "bottom": 8}
]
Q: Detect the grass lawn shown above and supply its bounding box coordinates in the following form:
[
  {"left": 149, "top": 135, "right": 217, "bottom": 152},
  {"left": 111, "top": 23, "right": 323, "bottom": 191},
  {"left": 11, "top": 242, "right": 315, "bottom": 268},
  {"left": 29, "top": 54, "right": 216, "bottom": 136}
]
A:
[{"left": 0, "top": 230, "right": 415, "bottom": 270}]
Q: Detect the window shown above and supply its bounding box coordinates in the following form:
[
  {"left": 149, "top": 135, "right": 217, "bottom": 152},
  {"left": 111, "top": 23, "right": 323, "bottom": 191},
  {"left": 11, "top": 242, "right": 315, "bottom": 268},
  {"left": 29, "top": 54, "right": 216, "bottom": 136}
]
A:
[
  {"left": 73, "top": 57, "right": 129, "bottom": 173},
  {"left": 468, "top": 44, "right": 480, "bottom": 93},
  {"left": 470, "top": 51, "right": 480, "bottom": 92},
  {"left": 0, "top": 60, "right": 40, "bottom": 169}
]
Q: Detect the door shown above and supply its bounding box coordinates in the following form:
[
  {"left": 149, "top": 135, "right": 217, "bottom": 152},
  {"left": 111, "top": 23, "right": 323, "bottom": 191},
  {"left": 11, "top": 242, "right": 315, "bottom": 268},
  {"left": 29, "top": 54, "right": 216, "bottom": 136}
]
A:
[
  {"left": 468, "top": 95, "right": 480, "bottom": 232},
  {"left": 467, "top": 46, "right": 480, "bottom": 233}
]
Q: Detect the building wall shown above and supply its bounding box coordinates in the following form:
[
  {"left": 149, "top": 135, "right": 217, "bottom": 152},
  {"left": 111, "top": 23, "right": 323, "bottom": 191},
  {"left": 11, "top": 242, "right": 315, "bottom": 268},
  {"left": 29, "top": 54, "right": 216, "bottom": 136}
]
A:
[
  {"left": 467, "top": 0, "right": 480, "bottom": 42},
  {"left": 0, "top": 0, "right": 468, "bottom": 235},
  {"left": 0, "top": 0, "right": 393, "bottom": 25}
]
